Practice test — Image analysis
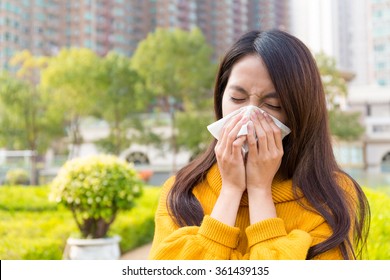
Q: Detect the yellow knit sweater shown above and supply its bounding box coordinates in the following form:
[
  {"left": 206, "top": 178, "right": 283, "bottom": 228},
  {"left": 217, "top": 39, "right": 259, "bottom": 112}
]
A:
[{"left": 149, "top": 164, "right": 355, "bottom": 260}]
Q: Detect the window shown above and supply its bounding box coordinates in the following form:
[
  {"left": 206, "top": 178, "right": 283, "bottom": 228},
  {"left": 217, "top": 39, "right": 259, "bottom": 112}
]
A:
[
  {"left": 84, "top": 40, "right": 92, "bottom": 48},
  {"left": 84, "top": 12, "right": 92, "bottom": 20}
]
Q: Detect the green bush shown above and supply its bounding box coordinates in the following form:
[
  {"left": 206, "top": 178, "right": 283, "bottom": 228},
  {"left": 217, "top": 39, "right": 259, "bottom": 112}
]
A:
[
  {"left": 49, "top": 154, "right": 144, "bottom": 238},
  {"left": 4, "top": 168, "right": 30, "bottom": 185},
  {"left": 364, "top": 187, "right": 390, "bottom": 260},
  {"left": 0, "top": 185, "right": 57, "bottom": 211},
  {"left": 112, "top": 187, "right": 160, "bottom": 253},
  {"left": 0, "top": 186, "right": 160, "bottom": 260},
  {"left": 0, "top": 184, "right": 388, "bottom": 259}
]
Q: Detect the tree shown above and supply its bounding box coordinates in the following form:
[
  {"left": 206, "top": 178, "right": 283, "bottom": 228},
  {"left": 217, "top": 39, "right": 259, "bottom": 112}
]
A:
[
  {"left": 315, "top": 51, "right": 348, "bottom": 106},
  {"left": 0, "top": 51, "right": 64, "bottom": 184},
  {"left": 315, "top": 52, "right": 365, "bottom": 141},
  {"left": 131, "top": 27, "right": 216, "bottom": 169},
  {"left": 131, "top": 27, "right": 215, "bottom": 110},
  {"left": 175, "top": 110, "right": 214, "bottom": 157},
  {"left": 94, "top": 52, "right": 146, "bottom": 155},
  {"left": 40, "top": 48, "right": 103, "bottom": 158},
  {"left": 328, "top": 109, "right": 365, "bottom": 141}
]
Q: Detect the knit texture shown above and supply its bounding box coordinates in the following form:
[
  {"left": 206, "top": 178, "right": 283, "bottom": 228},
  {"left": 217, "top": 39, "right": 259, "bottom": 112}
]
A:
[{"left": 149, "top": 164, "right": 354, "bottom": 260}]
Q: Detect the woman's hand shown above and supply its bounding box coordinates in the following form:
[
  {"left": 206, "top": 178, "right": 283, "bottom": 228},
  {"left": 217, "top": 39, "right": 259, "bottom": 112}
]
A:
[
  {"left": 214, "top": 113, "right": 248, "bottom": 194},
  {"left": 245, "top": 110, "right": 283, "bottom": 224},
  {"left": 246, "top": 110, "right": 284, "bottom": 190},
  {"left": 211, "top": 113, "right": 248, "bottom": 226}
]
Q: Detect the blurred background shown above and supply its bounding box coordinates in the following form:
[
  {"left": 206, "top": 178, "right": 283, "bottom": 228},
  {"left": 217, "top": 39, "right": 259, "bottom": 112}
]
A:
[
  {"left": 0, "top": 0, "right": 389, "bottom": 187},
  {"left": 0, "top": 0, "right": 389, "bottom": 261}
]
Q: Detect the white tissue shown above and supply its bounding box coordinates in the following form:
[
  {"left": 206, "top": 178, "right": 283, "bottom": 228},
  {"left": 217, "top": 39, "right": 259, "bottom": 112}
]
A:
[{"left": 207, "top": 105, "right": 291, "bottom": 153}]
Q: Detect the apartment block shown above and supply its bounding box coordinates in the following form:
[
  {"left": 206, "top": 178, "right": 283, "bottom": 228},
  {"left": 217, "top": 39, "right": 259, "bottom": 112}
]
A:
[
  {"left": 371, "top": 0, "right": 390, "bottom": 86},
  {"left": 0, "top": 0, "right": 66, "bottom": 70},
  {"left": 0, "top": 0, "right": 290, "bottom": 68}
]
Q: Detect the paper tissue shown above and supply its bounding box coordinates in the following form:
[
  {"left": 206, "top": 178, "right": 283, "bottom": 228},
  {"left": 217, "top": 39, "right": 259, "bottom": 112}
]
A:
[{"left": 207, "top": 105, "right": 291, "bottom": 153}]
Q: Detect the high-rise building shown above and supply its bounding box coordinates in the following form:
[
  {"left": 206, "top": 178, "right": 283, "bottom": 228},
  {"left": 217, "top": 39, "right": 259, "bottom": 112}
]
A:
[
  {"left": 248, "top": 0, "right": 289, "bottom": 31},
  {"left": 0, "top": 0, "right": 67, "bottom": 70},
  {"left": 291, "top": 0, "right": 390, "bottom": 87},
  {"left": 0, "top": 0, "right": 290, "bottom": 69},
  {"left": 371, "top": 0, "right": 390, "bottom": 86}
]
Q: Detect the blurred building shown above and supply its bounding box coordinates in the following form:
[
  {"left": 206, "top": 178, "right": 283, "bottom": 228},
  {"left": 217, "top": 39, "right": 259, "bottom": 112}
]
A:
[
  {"left": 333, "top": 0, "right": 390, "bottom": 87},
  {"left": 370, "top": 0, "right": 390, "bottom": 86},
  {"left": 347, "top": 85, "right": 390, "bottom": 173},
  {"left": 0, "top": 0, "right": 290, "bottom": 69},
  {"left": 291, "top": 0, "right": 390, "bottom": 87},
  {"left": 0, "top": 0, "right": 67, "bottom": 70}
]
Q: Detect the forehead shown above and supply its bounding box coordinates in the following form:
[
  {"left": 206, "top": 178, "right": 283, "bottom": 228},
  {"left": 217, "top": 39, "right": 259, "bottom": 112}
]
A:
[{"left": 228, "top": 55, "right": 274, "bottom": 92}]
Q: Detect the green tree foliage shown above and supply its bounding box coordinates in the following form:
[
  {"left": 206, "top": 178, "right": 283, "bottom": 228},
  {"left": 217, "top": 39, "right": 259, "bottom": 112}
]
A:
[
  {"left": 0, "top": 51, "right": 65, "bottom": 184},
  {"left": 315, "top": 51, "right": 348, "bottom": 105},
  {"left": 131, "top": 27, "right": 216, "bottom": 157},
  {"left": 40, "top": 48, "right": 103, "bottom": 158},
  {"left": 175, "top": 111, "right": 214, "bottom": 156},
  {"left": 328, "top": 109, "right": 365, "bottom": 141},
  {"left": 315, "top": 52, "right": 365, "bottom": 141},
  {"left": 132, "top": 27, "right": 215, "bottom": 110},
  {"left": 94, "top": 52, "right": 146, "bottom": 155}
]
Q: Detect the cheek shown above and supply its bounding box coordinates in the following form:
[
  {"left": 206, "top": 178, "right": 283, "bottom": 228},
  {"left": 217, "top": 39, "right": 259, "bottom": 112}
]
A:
[{"left": 275, "top": 112, "right": 288, "bottom": 126}]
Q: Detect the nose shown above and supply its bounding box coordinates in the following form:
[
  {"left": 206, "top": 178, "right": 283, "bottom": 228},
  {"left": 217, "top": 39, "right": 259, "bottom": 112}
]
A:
[{"left": 249, "top": 99, "right": 262, "bottom": 108}]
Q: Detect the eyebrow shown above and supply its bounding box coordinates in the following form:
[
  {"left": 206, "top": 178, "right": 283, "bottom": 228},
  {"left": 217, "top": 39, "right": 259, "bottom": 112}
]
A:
[{"left": 228, "top": 85, "right": 279, "bottom": 99}]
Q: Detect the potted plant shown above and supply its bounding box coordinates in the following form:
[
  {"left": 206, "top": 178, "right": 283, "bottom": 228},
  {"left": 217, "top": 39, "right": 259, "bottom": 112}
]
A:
[{"left": 49, "top": 154, "right": 144, "bottom": 260}]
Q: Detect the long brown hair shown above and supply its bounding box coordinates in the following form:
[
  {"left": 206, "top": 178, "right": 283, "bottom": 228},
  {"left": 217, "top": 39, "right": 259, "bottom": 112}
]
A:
[{"left": 168, "top": 30, "right": 370, "bottom": 259}]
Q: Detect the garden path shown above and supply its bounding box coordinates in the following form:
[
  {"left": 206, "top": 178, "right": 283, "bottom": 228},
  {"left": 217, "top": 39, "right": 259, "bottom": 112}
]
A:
[{"left": 120, "top": 243, "right": 152, "bottom": 260}]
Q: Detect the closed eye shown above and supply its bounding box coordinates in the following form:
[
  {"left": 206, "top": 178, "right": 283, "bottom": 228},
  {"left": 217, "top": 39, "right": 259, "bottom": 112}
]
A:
[
  {"left": 265, "top": 103, "right": 282, "bottom": 110},
  {"left": 230, "top": 97, "right": 246, "bottom": 103}
]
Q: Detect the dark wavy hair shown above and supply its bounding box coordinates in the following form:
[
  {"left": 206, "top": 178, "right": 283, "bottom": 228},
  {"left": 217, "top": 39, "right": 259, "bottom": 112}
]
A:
[{"left": 167, "top": 30, "right": 370, "bottom": 259}]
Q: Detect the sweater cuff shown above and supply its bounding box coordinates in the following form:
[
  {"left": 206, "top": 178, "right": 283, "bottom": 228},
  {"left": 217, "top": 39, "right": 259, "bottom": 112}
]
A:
[
  {"left": 246, "top": 218, "right": 287, "bottom": 248},
  {"left": 198, "top": 215, "right": 240, "bottom": 249}
]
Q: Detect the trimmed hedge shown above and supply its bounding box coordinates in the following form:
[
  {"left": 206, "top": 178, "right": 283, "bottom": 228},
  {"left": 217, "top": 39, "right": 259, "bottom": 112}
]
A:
[
  {"left": 0, "top": 185, "right": 389, "bottom": 259},
  {"left": 0, "top": 186, "right": 160, "bottom": 260}
]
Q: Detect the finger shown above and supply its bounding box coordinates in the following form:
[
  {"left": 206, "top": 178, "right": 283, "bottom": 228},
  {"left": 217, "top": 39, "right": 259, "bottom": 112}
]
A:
[
  {"left": 222, "top": 113, "right": 248, "bottom": 155},
  {"left": 232, "top": 135, "right": 246, "bottom": 159},
  {"left": 246, "top": 120, "right": 258, "bottom": 156},
  {"left": 259, "top": 111, "right": 278, "bottom": 151},
  {"left": 251, "top": 110, "right": 268, "bottom": 152},
  {"left": 218, "top": 113, "right": 242, "bottom": 151},
  {"left": 263, "top": 112, "right": 283, "bottom": 151}
]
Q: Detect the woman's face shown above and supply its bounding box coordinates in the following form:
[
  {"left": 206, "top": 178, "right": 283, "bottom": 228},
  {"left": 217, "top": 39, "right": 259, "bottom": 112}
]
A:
[{"left": 221, "top": 54, "right": 287, "bottom": 124}]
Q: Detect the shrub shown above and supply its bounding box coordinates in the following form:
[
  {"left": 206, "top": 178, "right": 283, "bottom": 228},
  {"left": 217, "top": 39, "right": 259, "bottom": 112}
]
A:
[
  {"left": 0, "top": 186, "right": 160, "bottom": 260},
  {"left": 0, "top": 185, "right": 57, "bottom": 211},
  {"left": 364, "top": 187, "right": 390, "bottom": 260},
  {"left": 4, "top": 168, "right": 30, "bottom": 185},
  {"left": 49, "top": 154, "right": 144, "bottom": 238}
]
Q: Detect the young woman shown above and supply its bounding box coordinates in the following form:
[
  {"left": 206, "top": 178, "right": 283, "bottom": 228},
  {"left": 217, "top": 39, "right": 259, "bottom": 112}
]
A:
[{"left": 149, "top": 30, "right": 370, "bottom": 260}]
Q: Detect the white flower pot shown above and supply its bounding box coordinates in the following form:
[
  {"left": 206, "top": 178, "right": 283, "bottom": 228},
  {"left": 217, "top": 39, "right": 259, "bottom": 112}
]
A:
[{"left": 63, "top": 235, "right": 121, "bottom": 260}]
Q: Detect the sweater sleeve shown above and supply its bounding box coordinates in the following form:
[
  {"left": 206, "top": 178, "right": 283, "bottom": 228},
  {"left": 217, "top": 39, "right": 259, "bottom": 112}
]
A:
[
  {"left": 246, "top": 215, "right": 350, "bottom": 260},
  {"left": 246, "top": 174, "right": 361, "bottom": 260},
  {"left": 246, "top": 218, "right": 313, "bottom": 259},
  {"left": 148, "top": 177, "right": 241, "bottom": 260}
]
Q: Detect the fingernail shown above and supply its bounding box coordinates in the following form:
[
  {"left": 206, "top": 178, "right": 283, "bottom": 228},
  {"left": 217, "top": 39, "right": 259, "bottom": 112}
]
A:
[{"left": 263, "top": 112, "right": 269, "bottom": 119}]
